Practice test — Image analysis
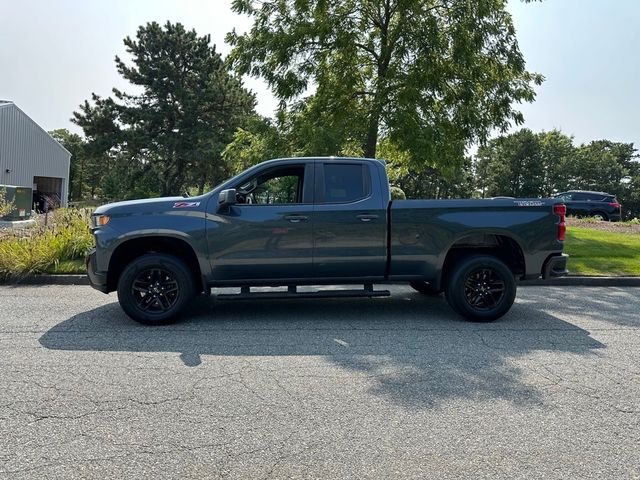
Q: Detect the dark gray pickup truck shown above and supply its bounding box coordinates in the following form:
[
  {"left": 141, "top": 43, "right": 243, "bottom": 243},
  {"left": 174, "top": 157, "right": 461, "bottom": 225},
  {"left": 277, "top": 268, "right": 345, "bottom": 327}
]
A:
[{"left": 87, "top": 157, "right": 568, "bottom": 324}]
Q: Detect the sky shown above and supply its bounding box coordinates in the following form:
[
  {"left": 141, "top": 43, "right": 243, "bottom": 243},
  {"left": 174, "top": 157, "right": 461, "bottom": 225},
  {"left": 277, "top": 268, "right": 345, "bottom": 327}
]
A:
[{"left": 1, "top": 0, "right": 639, "bottom": 148}]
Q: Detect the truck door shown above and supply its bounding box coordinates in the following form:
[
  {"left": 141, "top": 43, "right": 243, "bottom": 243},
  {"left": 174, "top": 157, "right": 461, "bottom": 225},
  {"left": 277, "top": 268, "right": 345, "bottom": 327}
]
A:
[
  {"left": 208, "top": 162, "right": 315, "bottom": 281},
  {"left": 312, "top": 161, "right": 387, "bottom": 279}
]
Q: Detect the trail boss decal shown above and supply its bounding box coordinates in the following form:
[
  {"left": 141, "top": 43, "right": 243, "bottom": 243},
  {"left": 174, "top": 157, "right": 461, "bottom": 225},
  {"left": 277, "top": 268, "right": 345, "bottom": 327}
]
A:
[
  {"left": 173, "top": 201, "right": 201, "bottom": 208},
  {"left": 514, "top": 200, "right": 545, "bottom": 207}
]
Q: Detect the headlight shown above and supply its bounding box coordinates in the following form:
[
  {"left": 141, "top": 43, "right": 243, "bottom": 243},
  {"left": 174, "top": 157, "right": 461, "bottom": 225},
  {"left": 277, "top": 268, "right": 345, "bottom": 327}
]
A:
[{"left": 91, "top": 214, "right": 111, "bottom": 228}]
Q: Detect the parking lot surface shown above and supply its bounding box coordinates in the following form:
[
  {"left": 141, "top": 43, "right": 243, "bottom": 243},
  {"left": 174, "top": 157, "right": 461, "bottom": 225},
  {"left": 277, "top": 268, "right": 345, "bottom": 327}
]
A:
[{"left": 1, "top": 285, "right": 639, "bottom": 479}]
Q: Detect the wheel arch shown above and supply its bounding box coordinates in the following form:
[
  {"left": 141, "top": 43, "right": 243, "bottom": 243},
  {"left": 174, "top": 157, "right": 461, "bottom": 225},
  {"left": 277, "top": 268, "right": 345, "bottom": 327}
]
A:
[
  {"left": 107, "top": 235, "right": 204, "bottom": 293},
  {"left": 435, "top": 233, "right": 526, "bottom": 290}
]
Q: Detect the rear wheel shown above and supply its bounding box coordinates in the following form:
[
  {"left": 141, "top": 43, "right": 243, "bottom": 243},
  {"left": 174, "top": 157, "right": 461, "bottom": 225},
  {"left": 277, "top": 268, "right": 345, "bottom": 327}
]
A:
[
  {"left": 409, "top": 281, "right": 442, "bottom": 295},
  {"left": 444, "top": 255, "right": 516, "bottom": 322},
  {"left": 117, "top": 253, "right": 195, "bottom": 325},
  {"left": 590, "top": 211, "right": 609, "bottom": 221}
]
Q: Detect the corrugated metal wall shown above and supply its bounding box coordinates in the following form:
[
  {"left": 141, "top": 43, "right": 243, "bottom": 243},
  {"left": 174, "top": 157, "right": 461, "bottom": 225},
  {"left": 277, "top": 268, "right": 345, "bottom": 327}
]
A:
[{"left": 0, "top": 102, "right": 71, "bottom": 206}]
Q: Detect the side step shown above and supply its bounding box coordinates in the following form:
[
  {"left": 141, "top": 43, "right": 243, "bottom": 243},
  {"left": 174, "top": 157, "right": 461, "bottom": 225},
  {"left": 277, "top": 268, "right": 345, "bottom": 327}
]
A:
[{"left": 215, "top": 284, "right": 390, "bottom": 301}]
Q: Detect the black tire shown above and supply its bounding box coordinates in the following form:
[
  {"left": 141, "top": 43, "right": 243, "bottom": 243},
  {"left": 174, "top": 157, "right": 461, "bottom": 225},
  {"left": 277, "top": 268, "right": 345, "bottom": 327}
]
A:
[
  {"left": 409, "top": 281, "right": 442, "bottom": 295},
  {"left": 590, "top": 211, "right": 609, "bottom": 221},
  {"left": 117, "top": 253, "right": 195, "bottom": 325},
  {"left": 444, "top": 255, "right": 516, "bottom": 322}
]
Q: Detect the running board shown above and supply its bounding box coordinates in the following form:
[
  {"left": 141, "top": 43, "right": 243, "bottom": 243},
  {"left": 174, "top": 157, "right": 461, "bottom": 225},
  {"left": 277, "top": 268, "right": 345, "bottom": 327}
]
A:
[{"left": 215, "top": 284, "right": 390, "bottom": 301}]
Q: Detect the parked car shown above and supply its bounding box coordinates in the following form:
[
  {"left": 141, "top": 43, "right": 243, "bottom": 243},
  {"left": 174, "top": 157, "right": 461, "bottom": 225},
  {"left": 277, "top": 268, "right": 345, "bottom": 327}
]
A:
[
  {"left": 87, "top": 157, "right": 568, "bottom": 325},
  {"left": 554, "top": 190, "right": 621, "bottom": 221}
]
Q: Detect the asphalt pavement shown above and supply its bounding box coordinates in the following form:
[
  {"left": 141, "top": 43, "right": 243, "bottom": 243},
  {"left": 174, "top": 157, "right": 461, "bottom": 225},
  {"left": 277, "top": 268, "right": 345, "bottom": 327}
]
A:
[{"left": 1, "top": 285, "right": 639, "bottom": 479}]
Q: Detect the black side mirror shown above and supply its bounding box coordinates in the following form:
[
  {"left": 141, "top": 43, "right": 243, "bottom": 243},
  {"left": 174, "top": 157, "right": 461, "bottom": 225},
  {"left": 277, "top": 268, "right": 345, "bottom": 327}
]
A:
[{"left": 218, "top": 188, "right": 237, "bottom": 207}]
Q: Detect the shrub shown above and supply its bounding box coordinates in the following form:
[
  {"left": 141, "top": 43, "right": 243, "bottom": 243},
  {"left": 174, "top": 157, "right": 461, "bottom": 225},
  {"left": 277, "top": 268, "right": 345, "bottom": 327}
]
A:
[
  {"left": 0, "top": 187, "right": 15, "bottom": 218},
  {"left": 0, "top": 208, "right": 94, "bottom": 280}
]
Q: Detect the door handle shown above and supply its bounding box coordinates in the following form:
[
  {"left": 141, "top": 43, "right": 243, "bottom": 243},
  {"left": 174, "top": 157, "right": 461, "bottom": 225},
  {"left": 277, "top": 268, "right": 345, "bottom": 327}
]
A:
[
  {"left": 284, "top": 214, "right": 309, "bottom": 223},
  {"left": 357, "top": 214, "right": 379, "bottom": 222}
]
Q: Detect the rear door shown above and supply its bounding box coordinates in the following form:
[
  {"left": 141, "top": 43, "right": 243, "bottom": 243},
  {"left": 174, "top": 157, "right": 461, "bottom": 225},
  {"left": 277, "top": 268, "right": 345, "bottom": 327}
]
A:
[{"left": 312, "top": 161, "right": 387, "bottom": 279}]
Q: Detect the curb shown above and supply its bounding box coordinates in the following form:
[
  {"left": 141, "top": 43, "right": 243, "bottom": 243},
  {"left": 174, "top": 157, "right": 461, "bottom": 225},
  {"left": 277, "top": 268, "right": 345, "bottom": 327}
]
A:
[
  {"left": 4, "top": 274, "right": 640, "bottom": 287},
  {"left": 520, "top": 276, "right": 640, "bottom": 287},
  {"left": 11, "top": 274, "right": 90, "bottom": 286}
]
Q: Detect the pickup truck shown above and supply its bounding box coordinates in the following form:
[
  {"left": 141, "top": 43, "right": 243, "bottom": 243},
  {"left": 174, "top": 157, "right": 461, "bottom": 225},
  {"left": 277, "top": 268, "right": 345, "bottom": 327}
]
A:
[{"left": 87, "top": 157, "right": 568, "bottom": 325}]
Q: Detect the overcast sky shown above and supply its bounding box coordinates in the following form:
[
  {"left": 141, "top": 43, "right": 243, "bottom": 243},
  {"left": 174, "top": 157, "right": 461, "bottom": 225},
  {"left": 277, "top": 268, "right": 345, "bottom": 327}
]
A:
[{"left": 1, "top": 0, "right": 638, "bottom": 148}]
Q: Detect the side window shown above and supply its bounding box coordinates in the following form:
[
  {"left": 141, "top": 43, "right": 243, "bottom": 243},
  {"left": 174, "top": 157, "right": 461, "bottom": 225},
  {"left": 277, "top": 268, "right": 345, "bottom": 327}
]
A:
[
  {"left": 236, "top": 166, "right": 305, "bottom": 205},
  {"left": 556, "top": 193, "right": 572, "bottom": 201},
  {"left": 572, "top": 193, "right": 589, "bottom": 201},
  {"left": 587, "top": 193, "right": 605, "bottom": 201},
  {"left": 322, "top": 164, "right": 371, "bottom": 203}
]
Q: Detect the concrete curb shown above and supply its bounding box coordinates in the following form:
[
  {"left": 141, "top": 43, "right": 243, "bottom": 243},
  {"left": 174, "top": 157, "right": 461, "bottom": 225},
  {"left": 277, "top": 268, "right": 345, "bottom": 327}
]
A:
[
  {"left": 520, "top": 276, "right": 640, "bottom": 287},
  {"left": 10, "top": 274, "right": 90, "bottom": 286},
  {"left": 3, "top": 274, "right": 639, "bottom": 287}
]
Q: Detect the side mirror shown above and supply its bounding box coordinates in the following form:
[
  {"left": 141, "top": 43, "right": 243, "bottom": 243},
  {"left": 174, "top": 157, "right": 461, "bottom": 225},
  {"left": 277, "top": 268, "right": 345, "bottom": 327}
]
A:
[{"left": 218, "top": 188, "right": 237, "bottom": 207}]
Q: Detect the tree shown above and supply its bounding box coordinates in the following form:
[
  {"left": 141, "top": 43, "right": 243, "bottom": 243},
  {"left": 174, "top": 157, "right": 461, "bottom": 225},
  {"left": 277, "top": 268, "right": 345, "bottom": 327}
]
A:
[
  {"left": 475, "top": 129, "right": 544, "bottom": 197},
  {"left": 228, "top": 0, "right": 543, "bottom": 169},
  {"left": 49, "top": 129, "right": 87, "bottom": 201},
  {"left": 74, "top": 22, "right": 256, "bottom": 197}
]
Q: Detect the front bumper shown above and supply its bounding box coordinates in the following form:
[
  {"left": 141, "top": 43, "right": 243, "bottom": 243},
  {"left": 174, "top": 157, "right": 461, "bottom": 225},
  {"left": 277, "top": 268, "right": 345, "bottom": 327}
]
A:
[
  {"left": 86, "top": 249, "right": 109, "bottom": 293},
  {"left": 542, "top": 253, "right": 569, "bottom": 279}
]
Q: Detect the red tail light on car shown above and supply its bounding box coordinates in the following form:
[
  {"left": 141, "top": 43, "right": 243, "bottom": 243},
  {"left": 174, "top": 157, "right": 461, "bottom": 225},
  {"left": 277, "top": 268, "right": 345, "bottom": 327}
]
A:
[
  {"left": 608, "top": 202, "right": 621, "bottom": 209},
  {"left": 554, "top": 204, "right": 566, "bottom": 241}
]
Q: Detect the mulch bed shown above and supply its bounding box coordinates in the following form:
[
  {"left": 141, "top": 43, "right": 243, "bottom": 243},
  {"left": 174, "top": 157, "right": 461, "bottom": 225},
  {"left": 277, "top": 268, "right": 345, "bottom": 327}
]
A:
[{"left": 567, "top": 217, "right": 640, "bottom": 234}]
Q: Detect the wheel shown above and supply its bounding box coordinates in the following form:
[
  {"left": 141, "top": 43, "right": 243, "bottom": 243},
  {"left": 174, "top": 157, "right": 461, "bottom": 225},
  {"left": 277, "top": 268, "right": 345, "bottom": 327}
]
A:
[
  {"left": 410, "top": 281, "right": 442, "bottom": 295},
  {"left": 590, "top": 211, "right": 608, "bottom": 221},
  {"left": 117, "top": 253, "right": 195, "bottom": 325},
  {"left": 444, "top": 255, "right": 516, "bottom": 322}
]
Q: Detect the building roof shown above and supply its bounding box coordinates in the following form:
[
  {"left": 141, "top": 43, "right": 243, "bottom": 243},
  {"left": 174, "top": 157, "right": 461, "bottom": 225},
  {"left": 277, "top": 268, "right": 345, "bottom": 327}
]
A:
[{"left": 0, "top": 100, "right": 71, "bottom": 157}]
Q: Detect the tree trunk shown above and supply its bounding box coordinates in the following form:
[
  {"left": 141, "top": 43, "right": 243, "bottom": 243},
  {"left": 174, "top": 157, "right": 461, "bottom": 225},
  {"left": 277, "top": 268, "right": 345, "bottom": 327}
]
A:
[{"left": 363, "top": 106, "right": 381, "bottom": 158}]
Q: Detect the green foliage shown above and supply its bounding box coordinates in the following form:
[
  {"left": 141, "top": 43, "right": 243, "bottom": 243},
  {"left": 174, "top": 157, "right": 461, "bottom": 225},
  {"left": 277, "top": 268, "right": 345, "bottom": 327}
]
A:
[
  {"left": 49, "top": 129, "right": 88, "bottom": 201},
  {"left": 0, "top": 209, "right": 94, "bottom": 280},
  {"left": 475, "top": 129, "right": 639, "bottom": 218},
  {"left": 0, "top": 187, "right": 15, "bottom": 218},
  {"left": 222, "top": 116, "right": 291, "bottom": 174},
  {"left": 390, "top": 186, "right": 406, "bottom": 200},
  {"left": 228, "top": 0, "right": 543, "bottom": 167},
  {"left": 383, "top": 139, "right": 476, "bottom": 199},
  {"left": 74, "top": 21, "right": 256, "bottom": 198},
  {"left": 476, "top": 129, "right": 544, "bottom": 198},
  {"left": 565, "top": 227, "right": 640, "bottom": 276}
]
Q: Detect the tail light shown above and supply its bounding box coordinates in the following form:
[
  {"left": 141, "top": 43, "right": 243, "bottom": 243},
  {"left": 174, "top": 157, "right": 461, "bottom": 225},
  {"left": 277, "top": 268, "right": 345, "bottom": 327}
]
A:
[
  {"left": 554, "top": 204, "right": 566, "bottom": 241},
  {"left": 608, "top": 202, "right": 621, "bottom": 209}
]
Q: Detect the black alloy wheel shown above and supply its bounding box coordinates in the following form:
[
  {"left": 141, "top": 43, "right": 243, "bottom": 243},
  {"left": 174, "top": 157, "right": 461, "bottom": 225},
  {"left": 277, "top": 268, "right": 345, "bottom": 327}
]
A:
[
  {"left": 131, "top": 268, "right": 180, "bottom": 314},
  {"left": 445, "top": 255, "right": 516, "bottom": 322},
  {"left": 117, "top": 253, "right": 195, "bottom": 325},
  {"left": 462, "top": 267, "right": 506, "bottom": 311}
]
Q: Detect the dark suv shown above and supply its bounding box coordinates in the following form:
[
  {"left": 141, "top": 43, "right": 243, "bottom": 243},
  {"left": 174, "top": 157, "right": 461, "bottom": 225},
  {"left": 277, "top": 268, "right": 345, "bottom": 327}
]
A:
[{"left": 554, "top": 190, "right": 621, "bottom": 221}]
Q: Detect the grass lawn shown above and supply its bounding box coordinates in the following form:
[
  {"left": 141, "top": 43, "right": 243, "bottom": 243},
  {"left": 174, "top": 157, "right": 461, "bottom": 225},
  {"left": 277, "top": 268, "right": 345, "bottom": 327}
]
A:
[{"left": 565, "top": 227, "right": 640, "bottom": 276}]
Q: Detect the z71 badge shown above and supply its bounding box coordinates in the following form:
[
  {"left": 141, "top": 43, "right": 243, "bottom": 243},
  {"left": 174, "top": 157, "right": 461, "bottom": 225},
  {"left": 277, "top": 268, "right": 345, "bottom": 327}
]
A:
[{"left": 173, "top": 201, "right": 201, "bottom": 208}]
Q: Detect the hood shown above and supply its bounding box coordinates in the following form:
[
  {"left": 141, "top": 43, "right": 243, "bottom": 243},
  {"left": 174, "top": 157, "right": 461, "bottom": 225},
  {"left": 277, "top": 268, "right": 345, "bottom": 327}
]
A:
[{"left": 94, "top": 195, "right": 207, "bottom": 215}]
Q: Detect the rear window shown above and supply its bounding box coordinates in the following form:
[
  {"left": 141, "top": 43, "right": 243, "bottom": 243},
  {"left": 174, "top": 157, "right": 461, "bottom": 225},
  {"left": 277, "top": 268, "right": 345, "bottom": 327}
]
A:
[{"left": 321, "top": 164, "right": 371, "bottom": 203}]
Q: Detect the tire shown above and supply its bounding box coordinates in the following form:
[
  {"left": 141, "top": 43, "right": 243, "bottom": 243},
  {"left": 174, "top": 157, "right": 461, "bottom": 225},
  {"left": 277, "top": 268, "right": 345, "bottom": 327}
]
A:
[
  {"left": 409, "top": 281, "right": 442, "bottom": 295},
  {"left": 117, "top": 253, "right": 195, "bottom": 325},
  {"left": 590, "top": 211, "right": 609, "bottom": 221},
  {"left": 444, "top": 255, "right": 516, "bottom": 322}
]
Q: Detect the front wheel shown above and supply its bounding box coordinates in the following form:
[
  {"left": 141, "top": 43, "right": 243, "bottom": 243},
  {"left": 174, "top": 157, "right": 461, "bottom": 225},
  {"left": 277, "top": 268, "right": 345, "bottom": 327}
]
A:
[
  {"left": 117, "top": 253, "right": 195, "bottom": 325},
  {"left": 444, "top": 255, "right": 516, "bottom": 322}
]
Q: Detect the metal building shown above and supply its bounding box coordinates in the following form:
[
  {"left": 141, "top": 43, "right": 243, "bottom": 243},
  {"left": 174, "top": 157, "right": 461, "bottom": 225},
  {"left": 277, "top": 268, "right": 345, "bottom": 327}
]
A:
[{"left": 0, "top": 100, "right": 71, "bottom": 207}]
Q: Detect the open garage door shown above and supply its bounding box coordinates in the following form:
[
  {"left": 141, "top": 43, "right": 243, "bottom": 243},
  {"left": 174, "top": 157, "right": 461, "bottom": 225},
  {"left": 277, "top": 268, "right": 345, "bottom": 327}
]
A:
[{"left": 33, "top": 176, "right": 63, "bottom": 211}]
